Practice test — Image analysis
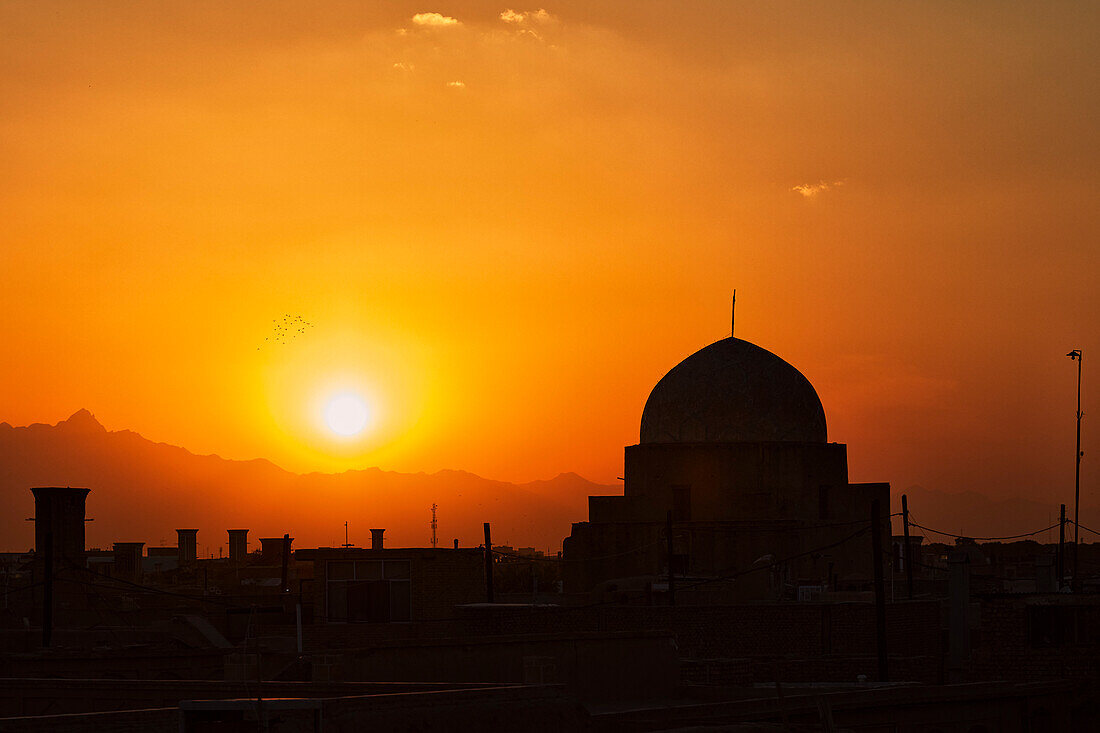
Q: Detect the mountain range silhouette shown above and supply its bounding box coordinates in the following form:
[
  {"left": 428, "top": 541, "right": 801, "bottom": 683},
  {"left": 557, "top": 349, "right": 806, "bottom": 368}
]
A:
[
  {"left": 0, "top": 410, "right": 611, "bottom": 554},
  {"left": 1, "top": 411, "right": 1086, "bottom": 553}
]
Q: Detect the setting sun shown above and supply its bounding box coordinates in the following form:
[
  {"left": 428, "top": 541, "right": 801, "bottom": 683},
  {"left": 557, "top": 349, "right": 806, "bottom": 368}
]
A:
[
  {"left": 1, "top": 4, "right": 1098, "bottom": 722},
  {"left": 0, "top": 0, "right": 1095, "bottom": 535},
  {"left": 324, "top": 392, "right": 370, "bottom": 437}
]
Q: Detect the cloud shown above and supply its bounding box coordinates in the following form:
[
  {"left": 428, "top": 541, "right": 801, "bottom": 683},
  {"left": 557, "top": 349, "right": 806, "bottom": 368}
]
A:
[
  {"left": 500, "top": 9, "right": 553, "bottom": 24},
  {"left": 392, "top": 62, "right": 415, "bottom": 72},
  {"left": 791, "top": 179, "right": 846, "bottom": 198},
  {"left": 411, "top": 12, "right": 461, "bottom": 27},
  {"left": 446, "top": 80, "right": 466, "bottom": 89}
]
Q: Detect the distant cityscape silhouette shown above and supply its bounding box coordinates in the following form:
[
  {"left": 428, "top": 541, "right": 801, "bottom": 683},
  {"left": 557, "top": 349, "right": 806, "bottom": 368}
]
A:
[
  {"left": 1, "top": 312, "right": 1096, "bottom": 730},
  {"left": 2, "top": 0, "right": 1096, "bottom": 728}
]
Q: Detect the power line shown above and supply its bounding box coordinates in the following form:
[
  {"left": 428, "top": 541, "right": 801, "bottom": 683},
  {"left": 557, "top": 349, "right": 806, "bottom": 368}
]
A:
[
  {"left": 670, "top": 524, "right": 874, "bottom": 595},
  {"left": 907, "top": 518, "right": 1062, "bottom": 543},
  {"left": 60, "top": 560, "right": 237, "bottom": 608},
  {"left": 314, "top": 526, "right": 879, "bottom": 624},
  {"left": 1069, "top": 519, "right": 1100, "bottom": 537},
  {"left": 878, "top": 548, "right": 1027, "bottom": 585},
  {"left": 491, "top": 515, "right": 900, "bottom": 565}
]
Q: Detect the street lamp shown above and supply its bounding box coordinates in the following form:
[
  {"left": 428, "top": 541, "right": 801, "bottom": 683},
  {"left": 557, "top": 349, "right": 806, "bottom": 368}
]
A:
[{"left": 1067, "top": 349, "right": 1082, "bottom": 589}]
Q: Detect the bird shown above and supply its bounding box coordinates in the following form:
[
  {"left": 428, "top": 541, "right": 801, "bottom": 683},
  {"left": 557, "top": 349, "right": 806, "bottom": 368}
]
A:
[{"left": 258, "top": 314, "right": 314, "bottom": 349}]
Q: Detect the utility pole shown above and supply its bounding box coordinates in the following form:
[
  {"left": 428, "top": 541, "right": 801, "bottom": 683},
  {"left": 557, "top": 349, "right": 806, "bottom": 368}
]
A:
[
  {"left": 280, "top": 533, "right": 291, "bottom": 593},
  {"left": 947, "top": 548, "right": 970, "bottom": 681},
  {"left": 430, "top": 504, "right": 438, "bottom": 548},
  {"left": 902, "top": 494, "right": 914, "bottom": 600},
  {"left": 1067, "top": 349, "right": 1083, "bottom": 590},
  {"left": 42, "top": 530, "right": 53, "bottom": 648},
  {"left": 1057, "top": 504, "right": 1066, "bottom": 588},
  {"left": 666, "top": 510, "right": 676, "bottom": 607},
  {"left": 870, "top": 499, "right": 888, "bottom": 682},
  {"left": 342, "top": 522, "right": 352, "bottom": 549},
  {"left": 483, "top": 522, "right": 494, "bottom": 604}
]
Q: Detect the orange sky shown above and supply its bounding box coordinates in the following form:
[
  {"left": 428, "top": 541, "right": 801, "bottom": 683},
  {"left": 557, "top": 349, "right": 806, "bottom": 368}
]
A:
[{"left": 2, "top": 1, "right": 1097, "bottom": 517}]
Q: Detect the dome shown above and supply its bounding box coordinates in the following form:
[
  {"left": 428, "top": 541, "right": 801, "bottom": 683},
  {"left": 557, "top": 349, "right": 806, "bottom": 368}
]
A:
[{"left": 639, "top": 337, "right": 827, "bottom": 444}]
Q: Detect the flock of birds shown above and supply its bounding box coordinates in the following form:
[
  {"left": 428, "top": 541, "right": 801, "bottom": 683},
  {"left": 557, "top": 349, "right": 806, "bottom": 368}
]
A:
[{"left": 258, "top": 314, "right": 314, "bottom": 349}]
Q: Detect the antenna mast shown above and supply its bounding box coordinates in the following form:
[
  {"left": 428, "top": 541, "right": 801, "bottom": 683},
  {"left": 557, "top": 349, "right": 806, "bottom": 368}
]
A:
[
  {"left": 430, "top": 504, "right": 438, "bottom": 548},
  {"left": 731, "top": 290, "right": 736, "bottom": 336}
]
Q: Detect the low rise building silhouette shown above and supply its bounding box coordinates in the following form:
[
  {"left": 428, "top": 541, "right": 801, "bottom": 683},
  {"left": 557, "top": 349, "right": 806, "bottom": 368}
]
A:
[
  {"left": 227, "top": 529, "right": 248, "bottom": 564},
  {"left": 2, "top": 320, "right": 1098, "bottom": 730},
  {"left": 176, "top": 528, "right": 198, "bottom": 566}
]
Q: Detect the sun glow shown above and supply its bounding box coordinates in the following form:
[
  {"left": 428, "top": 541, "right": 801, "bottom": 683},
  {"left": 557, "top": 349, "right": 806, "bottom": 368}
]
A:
[{"left": 323, "top": 392, "right": 370, "bottom": 436}]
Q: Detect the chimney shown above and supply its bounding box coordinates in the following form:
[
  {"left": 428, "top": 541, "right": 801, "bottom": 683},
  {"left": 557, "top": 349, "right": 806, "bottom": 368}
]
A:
[
  {"left": 31, "top": 487, "right": 91, "bottom": 567},
  {"left": 112, "top": 542, "right": 145, "bottom": 584},
  {"left": 370, "top": 528, "right": 384, "bottom": 550},
  {"left": 228, "top": 529, "right": 248, "bottom": 564},
  {"left": 32, "top": 487, "right": 92, "bottom": 627},
  {"left": 176, "top": 529, "right": 198, "bottom": 566},
  {"left": 259, "top": 536, "right": 293, "bottom": 563},
  {"left": 453, "top": 539, "right": 459, "bottom": 550}
]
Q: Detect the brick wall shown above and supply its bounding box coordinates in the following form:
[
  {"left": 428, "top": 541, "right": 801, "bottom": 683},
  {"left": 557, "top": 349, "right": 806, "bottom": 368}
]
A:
[{"left": 970, "top": 595, "right": 1100, "bottom": 681}]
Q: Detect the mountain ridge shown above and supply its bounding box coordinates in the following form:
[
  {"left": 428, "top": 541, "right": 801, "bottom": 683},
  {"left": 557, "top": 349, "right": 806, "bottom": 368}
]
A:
[
  {"left": 0, "top": 410, "right": 614, "bottom": 553},
  {"left": 3, "top": 410, "right": 1088, "bottom": 554}
]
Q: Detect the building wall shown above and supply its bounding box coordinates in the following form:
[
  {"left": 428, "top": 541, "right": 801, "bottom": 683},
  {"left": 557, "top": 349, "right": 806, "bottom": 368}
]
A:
[
  {"left": 293, "top": 600, "right": 941, "bottom": 685},
  {"left": 0, "top": 648, "right": 225, "bottom": 682},
  {"left": 563, "top": 510, "right": 889, "bottom": 597},
  {"left": 598, "top": 682, "right": 1080, "bottom": 733},
  {"left": 622, "top": 441, "right": 850, "bottom": 522},
  {"left": 333, "top": 631, "right": 678, "bottom": 699},
  {"left": 0, "top": 686, "right": 583, "bottom": 733},
  {"left": 565, "top": 441, "right": 888, "bottom": 598},
  {"left": 0, "top": 679, "right": 504, "bottom": 717},
  {"left": 455, "top": 601, "right": 939, "bottom": 661},
  {"left": 296, "top": 548, "right": 485, "bottom": 624},
  {"left": 264, "top": 686, "right": 584, "bottom": 733},
  {"left": 970, "top": 595, "right": 1100, "bottom": 682}
]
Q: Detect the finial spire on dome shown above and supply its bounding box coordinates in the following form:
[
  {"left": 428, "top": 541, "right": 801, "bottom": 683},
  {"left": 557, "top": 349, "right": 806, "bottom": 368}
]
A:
[{"left": 731, "top": 290, "right": 736, "bottom": 336}]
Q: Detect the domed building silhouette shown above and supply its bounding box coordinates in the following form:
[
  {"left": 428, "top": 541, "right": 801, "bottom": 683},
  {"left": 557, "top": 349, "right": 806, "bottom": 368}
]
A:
[
  {"left": 563, "top": 306, "right": 890, "bottom": 601},
  {"left": 639, "top": 336, "right": 827, "bottom": 445}
]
